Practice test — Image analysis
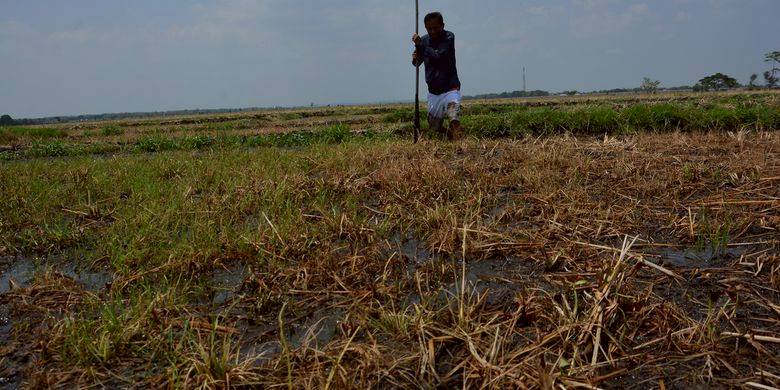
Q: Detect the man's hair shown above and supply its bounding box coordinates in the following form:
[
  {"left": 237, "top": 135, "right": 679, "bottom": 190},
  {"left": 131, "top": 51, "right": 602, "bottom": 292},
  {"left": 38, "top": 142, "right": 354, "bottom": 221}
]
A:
[{"left": 424, "top": 12, "right": 444, "bottom": 24}]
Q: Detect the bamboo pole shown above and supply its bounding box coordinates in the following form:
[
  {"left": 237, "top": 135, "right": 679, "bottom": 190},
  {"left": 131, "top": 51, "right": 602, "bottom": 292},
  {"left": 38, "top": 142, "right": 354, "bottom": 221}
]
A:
[{"left": 413, "top": 0, "right": 421, "bottom": 143}]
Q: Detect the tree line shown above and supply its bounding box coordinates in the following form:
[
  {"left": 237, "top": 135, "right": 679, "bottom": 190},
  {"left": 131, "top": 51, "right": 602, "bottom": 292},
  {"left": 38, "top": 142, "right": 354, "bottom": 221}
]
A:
[{"left": 642, "top": 51, "right": 779, "bottom": 93}]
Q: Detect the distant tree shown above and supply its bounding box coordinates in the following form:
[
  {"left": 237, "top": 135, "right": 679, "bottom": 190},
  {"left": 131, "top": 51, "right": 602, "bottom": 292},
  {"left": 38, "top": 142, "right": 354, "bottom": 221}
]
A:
[
  {"left": 464, "top": 90, "right": 550, "bottom": 100},
  {"left": 666, "top": 85, "right": 693, "bottom": 91},
  {"left": 764, "top": 51, "right": 780, "bottom": 77},
  {"left": 765, "top": 71, "right": 778, "bottom": 89},
  {"left": 640, "top": 77, "right": 661, "bottom": 93},
  {"left": 763, "top": 51, "right": 780, "bottom": 88},
  {"left": 563, "top": 90, "right": 578, "bottom": 96},
  {"left": 0, "top": 114, "right": 13, "bottom": 125},
  {"left": 748, "top": 74, "right": 758, "bottom": 89},
  {"left": 696, "top": 73, "right": 740, "bottom": 91}
]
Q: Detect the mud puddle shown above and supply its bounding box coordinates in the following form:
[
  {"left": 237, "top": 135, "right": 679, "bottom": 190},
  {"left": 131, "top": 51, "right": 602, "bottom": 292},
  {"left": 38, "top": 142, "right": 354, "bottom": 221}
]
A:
[
  {"left": 402, "top": 256, "right": 544, "bottom": 308},
  {"left": 0, "top": 256, "right": 113, "bottom": 389},
  {"left": 0, "top": 256, "right": 113, "bottom": 294},
  {"left": 208, "top": 262, "right": 249, "bottom": 306},
  {"left": 386, "top": 231, "right": 435, "bottom": 263},
  {"left": 288, "top": 307, "right": 343, "bottom": 349},
  {"left": 0, "top": 304, "right": 10, "bottom": 340},
  {"left": 447, "top": 256, "right": 543, "bottom": 304},
  {"left": 238, "top": 307, "right": 344, "bottom": 364},
  {"left": 658, "top": 245, "right": 747, "bottom": 268},
  {"left": 487, "top": 194, "right": 516, "bottom": 224}
]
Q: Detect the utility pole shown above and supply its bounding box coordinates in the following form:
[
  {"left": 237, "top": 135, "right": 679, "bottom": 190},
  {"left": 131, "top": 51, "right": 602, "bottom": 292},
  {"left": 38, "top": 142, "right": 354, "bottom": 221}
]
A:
[{"left": 523, "top": 67, "right": 526, "bottom": 93}]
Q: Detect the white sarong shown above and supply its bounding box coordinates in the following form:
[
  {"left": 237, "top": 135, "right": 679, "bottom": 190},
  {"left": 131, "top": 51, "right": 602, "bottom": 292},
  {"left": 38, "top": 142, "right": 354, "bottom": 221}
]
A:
[{"left": 427, "top": 90, "right": 461, "bottom": 119}]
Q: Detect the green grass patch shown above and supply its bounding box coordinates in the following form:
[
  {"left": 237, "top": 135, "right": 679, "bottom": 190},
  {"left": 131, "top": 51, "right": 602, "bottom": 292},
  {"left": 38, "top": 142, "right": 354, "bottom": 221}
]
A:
[
  {"left": 136, "top": 136, "right": 180, "bottom": 152},
  {"left": 0, "top": 126, "right": 68, "bottom": 143},
  {"left": 277, "top": 112, "right": 303, "bottom": 121},
  {"left": 18, "top": 141, "right": 120, "bottom": 159},
  {"left": 461, "top": 104, "right": 524, "bottom": 116},
  {"left": 382, "top": 109, "right": 416, "bottom": 123},
  {"left": 3, "top": 101, "right": 778, "bottom": 161},
  {"left": 101, "top": 125, "right": 124, "bottom": 136},
  {"left": 462, "top": 114, "right": 513, "bottom": 137},
  {"left": 459, "top": 103, "right": 780, "bottom": 137},
  {"left": 508, "top": 108, "right": 567, "bottom": 135}
]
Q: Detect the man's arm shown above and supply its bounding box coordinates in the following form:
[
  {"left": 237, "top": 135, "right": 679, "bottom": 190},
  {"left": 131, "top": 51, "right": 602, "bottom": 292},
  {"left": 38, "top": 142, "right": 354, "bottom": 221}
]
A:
[
  {"left": 412, "top": 50, "right": 423, "bottom": 66},
  {"left": 411, "top": 33, "right": 423, "bottom": 66}
]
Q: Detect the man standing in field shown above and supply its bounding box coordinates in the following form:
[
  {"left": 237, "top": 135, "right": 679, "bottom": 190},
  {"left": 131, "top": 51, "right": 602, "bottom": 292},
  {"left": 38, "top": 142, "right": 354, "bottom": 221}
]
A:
[{"left": 412, "top": 12, "right": 463, "bottom": 140}]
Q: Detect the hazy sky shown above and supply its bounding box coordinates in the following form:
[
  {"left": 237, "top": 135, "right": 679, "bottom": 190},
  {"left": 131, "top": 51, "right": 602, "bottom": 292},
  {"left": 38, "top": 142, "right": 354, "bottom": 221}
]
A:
[{"left": 1, "top": 0, "right": 778, "bottom": 118}]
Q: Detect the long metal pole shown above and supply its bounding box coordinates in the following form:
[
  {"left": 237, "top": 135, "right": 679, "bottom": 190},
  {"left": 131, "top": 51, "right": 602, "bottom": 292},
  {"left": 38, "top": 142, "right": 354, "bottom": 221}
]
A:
[{"left": 413, "top": 0, "right": 420, "bottom": 143}]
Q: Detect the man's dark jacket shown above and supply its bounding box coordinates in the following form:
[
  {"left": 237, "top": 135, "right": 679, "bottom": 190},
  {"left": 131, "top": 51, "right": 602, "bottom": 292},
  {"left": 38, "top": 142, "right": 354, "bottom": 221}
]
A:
[{"left": 413, "top": 30, "right": 461, "bottom": 95}]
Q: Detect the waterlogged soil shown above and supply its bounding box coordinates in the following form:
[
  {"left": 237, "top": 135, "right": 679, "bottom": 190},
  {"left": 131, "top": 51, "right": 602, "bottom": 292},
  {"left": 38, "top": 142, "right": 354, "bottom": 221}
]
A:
[
  {"left": 195, "top": 261, "right": 346, "bottom": 363},
  {"left": 208, "top": 261, "right": 249, "bottom": 306},
  {"left": 177, "top": 233, "right": 779, "bottom": 386},
  {"left": 205, "top": 233, "right": 551, "bottom": 364},
  {"left": 0, "top": 256, "right": 113, "bottom": 294},
  {"left": 384, "top": 231, "right": 548, "bottom": 306},
  {"left": 658, "top": 245, "right": 748, "bottom": 268},
  {"left": 0, "top": 256, "right": 113, "bottom": 388},
  {"left": 0, "top": 261, "right": 110, "bottom": 374},
  {"left": 0, "top": 256, "right": 33, "bottom": 295},
  {"left": 451, "top": 256, "right": 547, "bottom": 307},
  {"left": 645, "top": 243, "right": 778, "bottom": 327},
  {"left": 236, "top": 306, "right": 346, "bottom": 365},
  {"left": 385, "top": 231, "right": 435, "bottom": 263}
]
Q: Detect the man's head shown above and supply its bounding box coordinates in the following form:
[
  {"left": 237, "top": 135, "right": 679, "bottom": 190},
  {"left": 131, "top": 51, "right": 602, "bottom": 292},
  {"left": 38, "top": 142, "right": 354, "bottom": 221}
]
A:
[{"left": 424, "top": 12, "right": 445, "bottom": 40}]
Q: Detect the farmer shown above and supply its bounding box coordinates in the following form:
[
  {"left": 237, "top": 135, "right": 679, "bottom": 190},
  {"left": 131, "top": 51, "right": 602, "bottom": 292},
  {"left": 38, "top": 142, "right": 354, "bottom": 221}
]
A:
[{"left": 412, "top": 11, "right": 463, "bottom": 140}]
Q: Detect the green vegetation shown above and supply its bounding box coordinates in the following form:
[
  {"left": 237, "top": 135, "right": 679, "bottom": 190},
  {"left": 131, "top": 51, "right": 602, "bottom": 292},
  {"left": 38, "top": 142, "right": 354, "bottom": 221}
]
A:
[
  {"left": 765, "top": 51, "right": 779, "bottom": 88},
  {"left": 640, "top": 77, "right": 661, "bottom": 93},
  {"left": 381, "top": 109, "right": 419, "bottom": 123},
  {"left": 695, "top": 73, "right": 740, "bottom": 91},
  {"left": 3, "top": 94, "right": 779, "bottom": 160},
  {"left": 0, "top": 126, "right": 67, "bottom": 142},
  {"left": 461, "top": 103, "right": 779, "bottom": 136},
  {"left": 464, "top": 89, "right": 550, "bottom": 99},
  {"left": 101, "top": 124, "right": 124, "bottom": 136},
  {"left": 1, "top": 124, "right": 389, "bottom": 160}
]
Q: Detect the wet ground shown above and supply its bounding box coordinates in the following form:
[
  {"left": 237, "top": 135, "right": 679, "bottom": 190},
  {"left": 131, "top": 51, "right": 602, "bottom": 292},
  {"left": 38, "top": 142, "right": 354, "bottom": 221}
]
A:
[
  {"left": 658, "top": 245, "right": 748, "bottom": 269},
  {"left": 1, "top": 232, "right": 776, "bottom": 387},
  {"left": 0, "top": 255, "right": 113, "bottom": 295}
]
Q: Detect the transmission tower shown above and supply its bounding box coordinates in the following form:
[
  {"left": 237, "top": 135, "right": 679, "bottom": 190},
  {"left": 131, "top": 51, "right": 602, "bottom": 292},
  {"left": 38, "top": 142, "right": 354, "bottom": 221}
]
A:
[{"left": 523, "top": 67, "right": 526, "bottom": 92}]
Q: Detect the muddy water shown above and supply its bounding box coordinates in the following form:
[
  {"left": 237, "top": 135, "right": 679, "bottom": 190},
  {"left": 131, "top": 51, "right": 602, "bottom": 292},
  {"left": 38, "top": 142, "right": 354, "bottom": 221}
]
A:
[
  {"left": 288, "top": 307, "right": 343, "bottom": 349},
  {"left": 659, "top": 245, "right": 747, "bottom": 268},
  {"left": 385, "top": 231, "right": 544, "bottom": 304},
  {"left": 0, "top": 256, "right": 34, "bottom": 294},
  {"left": 235, "top": 233, "right": 544, "bottom": 363},
  {"left": 386, "top": 231, "right": 434, "bottom": 262},
  {"left": 238, "top": 306, "right": 345, "bottom": 365},
  {"left": 0, "top": 304, "right": 10, "bottom": 340},
  {"left": 0, "top": 256, "right": 113, "bottom": 294},
  {"left": 0, "top": 256, "right": 115, "bottom": 389},
  {"left": 387, "top": 235, "right": 542, "bottom": 306},
  {"left": 444, "top": 256, "right": 544, "bottom": 306},
  {"left": 209, "top": 262, "right": 248, "bottom": 305}
]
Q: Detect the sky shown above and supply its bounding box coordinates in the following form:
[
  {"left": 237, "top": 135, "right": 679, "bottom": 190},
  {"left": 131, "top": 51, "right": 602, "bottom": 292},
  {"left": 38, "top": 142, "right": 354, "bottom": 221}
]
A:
[{"left": 1, "top": 0, "right": 778, "bottom": 118}]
